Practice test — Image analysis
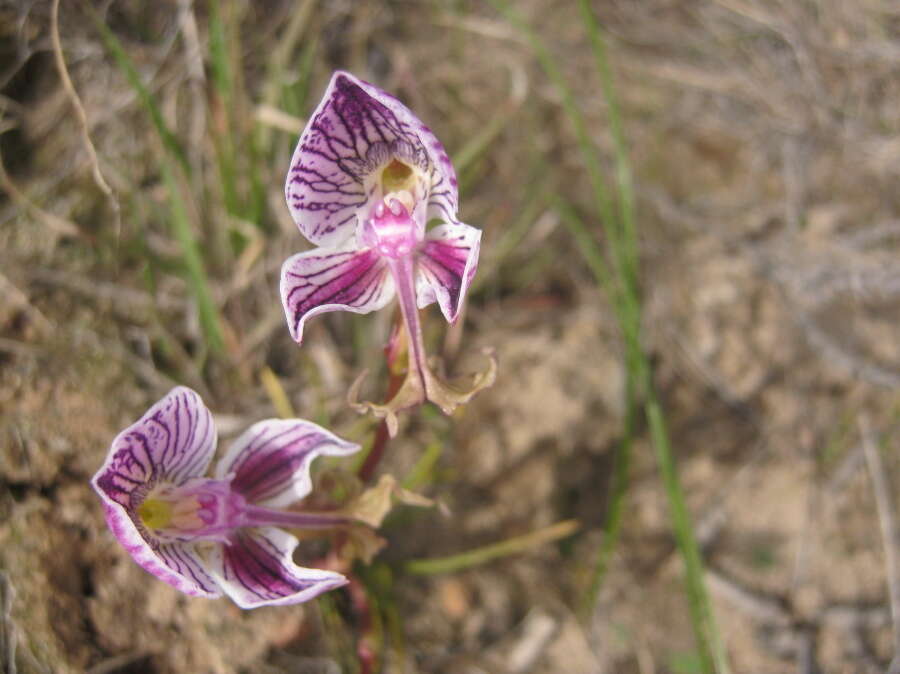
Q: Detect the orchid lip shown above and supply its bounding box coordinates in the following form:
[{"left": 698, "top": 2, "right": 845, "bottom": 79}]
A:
[
  {"left": 135, "top": 478, "right": 248, "bottom": 543},
  {"left": 360, "top": 195, "right": 421, "bottom": 260}
]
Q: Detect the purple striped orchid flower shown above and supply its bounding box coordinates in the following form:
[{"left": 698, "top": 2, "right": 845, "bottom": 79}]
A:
[
  {"left": 281, "top": 71, "right": 495, "bottom": 435},
  {"left": 91, "top": 387, "right": 360, "bottom": 609}
]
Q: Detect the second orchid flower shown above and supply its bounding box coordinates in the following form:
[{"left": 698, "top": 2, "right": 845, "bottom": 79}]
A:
[{"left": 92, "top": 387, "right": 360, "bottom": 608}]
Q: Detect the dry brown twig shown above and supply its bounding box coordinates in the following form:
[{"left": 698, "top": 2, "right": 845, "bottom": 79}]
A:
[
  {"left": 0, "top": 571, "right": 16, "bottom": 674},
  {"left": 797, "top": 312, "right": 900, "bottom": 390},
  {"left": 859, "top": 414, "right": 900, "bottom": 673},
  {"left": 706, "top": 565, "right": 791, "bottom": 625},
  {"left": 176, "top": 0, "right": 207, "bottom": 168},
  {"left": 49, "top": 0, "right": 121, "bottom": 240},
  {"left": 0, "top": 271, "right": 54, "bottom": 338},
  {"left": 0, "top": 138, "right": 80, "bottom": 238}
]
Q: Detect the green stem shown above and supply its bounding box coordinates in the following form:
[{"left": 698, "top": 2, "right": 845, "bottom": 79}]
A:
[{"left": 643, "top": 380, "right": 729, "bottom": 673}]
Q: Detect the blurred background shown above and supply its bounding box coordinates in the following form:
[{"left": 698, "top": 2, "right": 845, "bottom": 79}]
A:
[{"left": 1, "top": 1, "right": 899, "bottom": 672}]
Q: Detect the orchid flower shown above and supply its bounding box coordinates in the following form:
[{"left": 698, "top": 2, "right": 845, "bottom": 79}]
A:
[
  {"left": 91, "top": 387, "right": 360, "bottom": 609},
  {"left": 281, "top": 71, "right": 495, "bottom": 435}
]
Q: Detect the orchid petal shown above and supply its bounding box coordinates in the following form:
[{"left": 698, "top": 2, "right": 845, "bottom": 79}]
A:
[
  {"left": 208, "top": 527, "right": 348, "bottom": 609},
  {"left": 100, "top": 503, "right": 222, "bottom": 598},
  {"left": 280, "top": 244, "right": 395, "bottom": 344},
  {"left": 351, "top": 75, "right": 459, "bottom": 225},
  {"left": 285, "top": 71, "right": 458, "bottom": 247},
  {"left": 91, "top": 387, "right": 216, "bottom": 512},
  {"left": 215, "top": 419, "right": 360, "bottom": 508},
  {"left": 415, "top": 223, "right": 482, "bottom": 323}
]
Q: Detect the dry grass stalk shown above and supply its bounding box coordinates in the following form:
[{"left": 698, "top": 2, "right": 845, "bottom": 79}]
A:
[
  {"left": 49, "top": 0, "right": 120, "bottom": 240},
  {"left": 860, "top": 415, "right": 900, "bottom": 672}
]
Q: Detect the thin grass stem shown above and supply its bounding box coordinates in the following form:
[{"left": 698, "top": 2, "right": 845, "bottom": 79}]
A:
[
  {"left": 495, "top": 3, "right": 729, "bottom": 670},
  {"left": 406, "top": 520, "right": 579, "bottom": 575},
  {"left": 160, "top": 160, "right": 225, "bottom": 353},
  {"left": 402, "top": 439, "right": 444, "bottom": 491},
  {"left": 86, "top": 5, "right": 189, "bottom": 173},
  {"left": 577, "top": 0, "right": 638, "bottom": 284},
  {"left": 260, "top": 366, "right": 296, "bottom": 418}
]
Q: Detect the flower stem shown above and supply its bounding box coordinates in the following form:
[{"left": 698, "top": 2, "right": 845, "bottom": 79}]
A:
[
  {"left": 243, "top": 505, "right": 351, "bottom": 529},
  {"left": 355, "top": 254, "right": 429, "bottom": 482},
  {"left": 358, "top": 344, "right": 404, "bottom": 482},
  {"left": 358, "top": 420, "right": 392, "bottom": 483},
  {"left": 348, "top": 575, "right": 377, "bottom": 674},
  {"left": 387, "top": 256, "right": 428, "bottom": 393}
]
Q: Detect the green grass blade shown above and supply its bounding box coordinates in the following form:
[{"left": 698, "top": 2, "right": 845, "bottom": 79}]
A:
[
  {"left": 488, "top": 1, "right": 616, "bottom": 249},
  {"left": 316, "top": 592, "right": 361, "bottom": 673},
  {"left": 406, "top": 520, "right": 579, "bottom": 576},
  {"left": 86, "top": 6, "right": 188, "bottom": 173},
  {"left": 555, "top": 199, "right": 615, "bottom": 298},
  {"left": 568, "top": 201, "right": 726, "bottom": 670},
  {"left": 209, "top": 0, "right": 265, "bottom": 227},
  {"left": 495, "top": 3, "right": 729, "bottom": 670},
  {"left": 584, "top": 376, "right": 636, "bottom": 613},
  {"left": 402, "top": 438, "right": 444, "bottom": 491},
  {"left": 208, "top": 0, "right": 233, "bottom": 104},
  {"left": 357, "top": 562, "right": 407, "bottom": 670},
  {"left": 90, "top": 7, "right": 223, "bottom": 354},
  {"left": 644, "top": 383, "right": 729, "bottom": 673},
  {"left": 160, "top": 160, "right": 224, "bottom": 353},
  {"left": 297, "top": 36, "right": 318, "bottom": 108},
  {"left": 453, "top": 106, "right": 515, "bottom": 179},
  {"left": 258, "top": 0, "right": 315, "bottom": 152},
  {"left": 557, "top": 201, "right": 637, "bottom": 612},
  {"left": 577, "top": 0, "right": 637, "bottom": 282},
  {"left": 209, "top": 0, "right": 241, "bottom": 221}
]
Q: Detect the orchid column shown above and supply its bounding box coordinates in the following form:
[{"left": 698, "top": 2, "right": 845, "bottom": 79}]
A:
[{"left": 280, "top": 71, "right": 495, "bottom": 435}]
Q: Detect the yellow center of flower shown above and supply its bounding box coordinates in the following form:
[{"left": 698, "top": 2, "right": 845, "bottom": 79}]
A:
[
  {"left": 381, "top": 159, "right": 414, "bottom": 193},
  {"left": 138, "top": 498, "right": 173, "bottom": 530}
]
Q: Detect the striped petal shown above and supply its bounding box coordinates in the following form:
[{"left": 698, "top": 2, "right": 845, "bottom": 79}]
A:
[
  {"left": 207, "top": 527, "right": 348, "bottom": 609},
  {"left": 285, "top": 71, "right": 458, "bottom": 248},
  {"left": 215, "top": 418, "right": 360, "bottom": 508},
  {"left": 415, "top": 222, "right": 482, "bottom": 323},
  {"left": 280, "top": 244, "right": 395, "bottom": 344},
  {"left": 99, "top": 503, "right": 221, "bottom": 598},
  {"left": 91, "top": 388, "right": 221, "bottom": 597},
  {"left": 91, "top": 387, "right": 216, "bottom": 510}
]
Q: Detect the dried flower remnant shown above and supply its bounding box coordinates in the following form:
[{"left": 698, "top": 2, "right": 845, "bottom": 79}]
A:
[
  {"left": 281, "top": 71, "right": 496, "bottom": 435},
  {"left": 91, "top": 387, "right": 360, "bottom": 608}
]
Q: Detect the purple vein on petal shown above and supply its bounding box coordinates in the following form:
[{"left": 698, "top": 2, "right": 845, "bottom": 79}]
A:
[
  {"left": 227, "top": 428, "right": 320, "bottom": 501},
  {"left": 156, "top": 542, "right": 220, "bottom": 596},
  {"left": 415, "top": 223, "right": 481, "bottom": 323},
  {"left": 231, "top": 442, "right": 323, "bottom": 504},
  {"left": 216, "top": 419, "right": 359, "bottom": 507},
  {"left": 226, "top": 532, "right": 292, "bottom": 602},
  {"left": 280, "top": 246, "right": 395, "bottom": 344},
  {"left": 285, "top": 71, "right": 458, "bottom": 248},
  {"left": 212, "top": 528, "right": 345, "bottom": 608},
  {"left": 92, "top": 387, "right": 217, "bottom": 507}
]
